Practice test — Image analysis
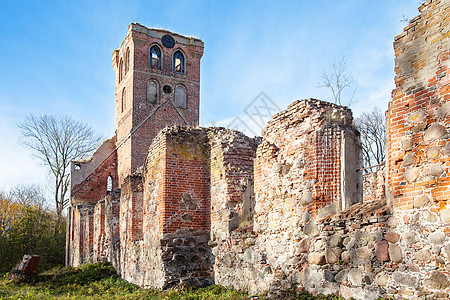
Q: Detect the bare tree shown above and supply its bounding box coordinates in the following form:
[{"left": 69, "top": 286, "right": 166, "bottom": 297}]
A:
[
  {"left": 18, "top": 115, "right": 102, "bottom": 218},
  {"left": 354, "top": 108, "right": 386, "bottom": 171},
  {"left": 317, "top": 57, "right": 357, "bottom": 106},
  {"left": 9, "top": 184, "right": 46, "bottom": 208}
]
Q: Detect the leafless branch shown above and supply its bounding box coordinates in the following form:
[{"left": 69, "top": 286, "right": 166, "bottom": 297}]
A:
[
  {"left": 354, "top": 108, "right": 386, "bottom": 172},
  {"left": 18, "top": 115, "right": 102, "bottom": 218},
  {"left": 317, "top": 57, "right": 357, "bottom": 107}
]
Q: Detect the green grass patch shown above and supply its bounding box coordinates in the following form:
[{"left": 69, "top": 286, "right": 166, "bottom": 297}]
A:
[{"left": 0, "top": 263, "right": 354, "bottom": 299}]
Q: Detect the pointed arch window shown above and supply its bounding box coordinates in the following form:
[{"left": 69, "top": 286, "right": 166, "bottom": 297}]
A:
[
  {"left": 125, "top": 48, "right": 130, "bottom": 74},
  {"left": 119, "top": 58, "right": 124, "bottom": 82},
  {"left": 121, "top": 88, "right": 126, "bottom": 113},
  {"left": 175, "top": 85, "right": 187, "bottom": 108},
  {"left": 107, "top": 176, "right": 113, "bottom": 192},
  {"left": 147, "top": 80, "right": 159, "bottom": 104},
  {"left": 173, "top": 50, "right": 185, "bottom": 73},
  {"left": 150, "top": 45, "right": 162, "bottom": 69}
]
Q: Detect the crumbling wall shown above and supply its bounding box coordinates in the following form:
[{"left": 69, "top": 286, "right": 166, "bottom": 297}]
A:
[
  {"left": 103, "top": 191, "right": 121, "bottom": 272},
  {"left": 213, "top": 99, "right": 362, "bottom": 293},
  {"left": 209, "top": 128, "right": 259, "bottom": 241},
  {"left": 93, "top": 199, "right": 106, "bottom": 262},
  {"left": 67, "top": 203, "right": 95, "bottom": 267},
  {"left": 362, "top": 167, "right": 386, "bottom": 203},
  {"left": 387, "top": 0, "right": 450, "bottom": 220},
  {"left": 70, "top": 137, "right": 118, "bottom": 204}
]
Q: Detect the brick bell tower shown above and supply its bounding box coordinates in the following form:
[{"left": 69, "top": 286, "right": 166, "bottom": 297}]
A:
[{"left": 112, "top": 23, "right": 204, "bottom": 184}]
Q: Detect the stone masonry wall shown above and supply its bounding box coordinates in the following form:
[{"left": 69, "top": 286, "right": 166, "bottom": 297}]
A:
[
  {"left": 213, "top": 98, "right": 362, "bottom": 294},
  {"left": 363, "top": 167, "right": 386, "bottom": 203},
  {"left": 387, "top": 0, "right": 450, "bottom": 220},
  {"left": 116, "top": 127, "right": 258, "bottom": 288},
  {"left": 67, "top": 2, "right": 450, "bottom": 298}
]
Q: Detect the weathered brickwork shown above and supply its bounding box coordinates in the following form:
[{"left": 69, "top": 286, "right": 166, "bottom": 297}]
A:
[
  {"left": 387, "top": 0, "right": 450, "bottom": 218},
  {"left": 112, "top": 24, "right": 203, "bottom": 185},
  {"left": 67, "top": 2, "right": 450, "bottom": 298}
]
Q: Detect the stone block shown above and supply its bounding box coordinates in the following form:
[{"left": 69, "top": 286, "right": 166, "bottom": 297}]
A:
[
  {"left": 347, "top": 268, "right": 362, "bottom": 286},
  {"left": 355, "top": 246, "right": 371, "bottom": 259},
  {"left": 424, "top": 124, "right": 447, "bottom": 141},
  {"left": 307, "top": 252, "right": 326, "bottom": 265},
  {"left": 426, "top": 146, "right": 440, "bottom": 160},
  {"left": 429, "top": 232, "right": 445, "bottom": 244},
  {"left": 424, "top": 271, "right": 450, "bottom": 289},
  {"left": 318, "top": 202, "right": 339, "bottom": 219},
  {"left": 401, "top": 137, "right": 413, "bottom": 151},
  {"left": 414, "top": 249, "right": 434, "bottom": 261},
  {"left": 303, "top": 221, "right": 319, "bottom": 237},
  {"left": 440, "top": 207, "right": 450, "bottom": 223},
  {"left": 298, "top": 238, "right": 311, "bottom": 253},
  {"left": 436, "top": 102, "right": 450, "bottom": 119},
  {"left": 341, "top": 250, "right": 351, "bottom": 263},
  {"left": 414, "top": 195, "right": 432, "bottom": 208},
  {"left": 386, "top": 217, "right": 398, "bottom": 228},
  {"left": 422, "top": 163, "right": 445, "bottom": 177},
  {"left": 325, "top": 247, "right": 342, "bottom": 264},
  {"left": 375, "top": 241, "right": 389, "bottom": 262},
  {"left": 375, "top": 272, "right": 388, "bottom": 286},
  {"left": 388, "top": 243, "right": 402, "bottom": 263},
  {"left": 327, "top": 234, "right": 343, "bottom": 248},
  {"left": 384, "top": 232, "right": 400, "bottom": 243},
  {"left": 393, "top": 271, "right": 417, "bottom": 287},
  {"left": 300, "top": 191, "right": 312, "bottom": 206},
  {"left": 402, "top": 167, "right": 420, "bottom": 183},
  {"left": 407, "top": 109, "right": 426, "bottom": 125},
  {"left": 401, "top": 153, "right": 416, "bottom": 167}
]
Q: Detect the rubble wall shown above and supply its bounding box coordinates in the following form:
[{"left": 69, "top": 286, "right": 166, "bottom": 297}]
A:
[
  {"left": 213, "top": 99, "right": 362, "bottom": 293},
  {"left": 387, "top": 0, "right": 450, "bottom": 220},
  {"left": 363, "top": 167, "right": 386, "bottom": 203}
]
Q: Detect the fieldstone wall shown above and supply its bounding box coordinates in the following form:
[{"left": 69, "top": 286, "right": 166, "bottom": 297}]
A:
[
  {"left": 67, "top": 1, "right": 450, "bottom": 298},
  {"left": 213, "top": 98, "right": 363, "bottom": 294},
  {"left": 387, "top": 0, "right": 450, "bottom": 219},
  {"left": 363, "top": 167, "right": 386, "bottom": 203}
]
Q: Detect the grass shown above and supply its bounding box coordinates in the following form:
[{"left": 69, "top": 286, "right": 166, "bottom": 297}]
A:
[
  {"left": 0, "top": 263, "right": 247, "bottom": 300},
  {"left": 0, "top": 262, "right": 347, "bottom": 299}
]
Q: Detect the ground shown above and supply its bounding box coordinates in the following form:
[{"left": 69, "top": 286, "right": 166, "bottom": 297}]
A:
[{"left": 0, "top": 263, "right": 352, "bottom": 300}]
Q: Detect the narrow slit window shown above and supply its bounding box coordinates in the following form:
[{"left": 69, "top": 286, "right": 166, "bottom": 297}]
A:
[
  {"left": 150, "top": 45, "right": 162, "bottom": 69},
  {"left": 121, "top": 88, "right": 126, "bottom": 112},
  {"left": 107, "top": 176, "right": 113, "bottom": 192},
  {"left": 125, "top": 48, "right": 130, "bottom": 74},
  {"left": 119, "top": 59, "right": 124, "bottom": 82},
  {"left": 173, "top": 50, "right": 185, "bottom": 73}
]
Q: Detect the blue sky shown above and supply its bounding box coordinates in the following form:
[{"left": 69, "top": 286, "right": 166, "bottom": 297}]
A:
[{"left": 0, "top": 0, "right": 420, "bottom": 197}]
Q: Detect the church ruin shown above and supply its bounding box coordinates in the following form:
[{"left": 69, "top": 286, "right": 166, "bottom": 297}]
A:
[{"left": 67, "top": 1, "right": 450, "bottom": 298}]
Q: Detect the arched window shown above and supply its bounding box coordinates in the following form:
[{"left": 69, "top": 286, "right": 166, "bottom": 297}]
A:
[
  {"left": 107, "top": 176, "right": 113, "bottom": 192},
  {"left": 175, "top": 85, "right": 187, "bottom": 108},
  {"left": 147, "top": 80, "right": 159, "bottom": 104},
  {"left": 150, "top": 45, "right": 162, "bottom": 69},
  {"left": 173, "top": 50, "right": 185, "bottom": 73},
  {"left": 121, "top": 88, "right": 126, "bottom": 112},
  {"left": 125, "top": 48, "right": 130, "bottom": 74},
  {"left": 119, "top": 58, "right": 124, "bottom": 82}
]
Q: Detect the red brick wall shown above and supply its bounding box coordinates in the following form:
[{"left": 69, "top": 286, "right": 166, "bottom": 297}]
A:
[
  {"left": 113, "top": 24, "right": 204, "bottom": 185},
  {"left": 387, "top": 0, "right": 450, "bottom": 217},
  {"left": 162, "top": 129, "right": 210, "bottom": 234},
  {"left": 70, "top": 151, "right": 118, "bottom": 204},
  {"left": 254, "top": 99, "right": 356, "bottom": 223}
]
